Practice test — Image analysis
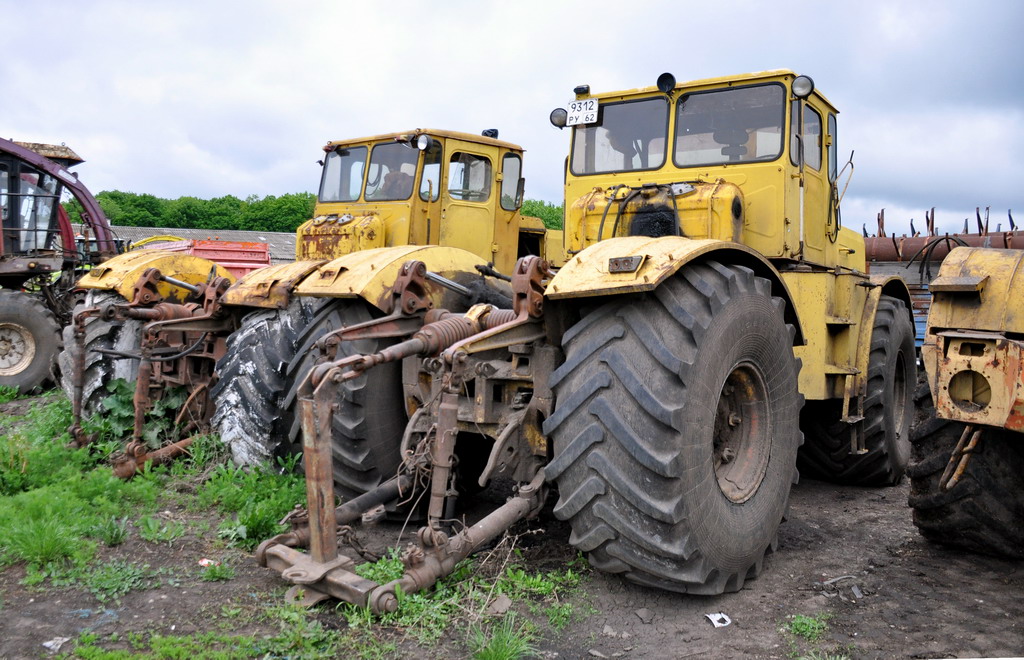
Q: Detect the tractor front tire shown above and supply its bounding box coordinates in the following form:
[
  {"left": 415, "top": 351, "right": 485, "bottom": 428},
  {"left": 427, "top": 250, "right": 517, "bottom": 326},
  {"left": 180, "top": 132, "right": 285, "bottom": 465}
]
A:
[
  {"left": 798, "top": 296, "right": 916, "bottom": 485},
  {"left": 212, "top": 298, "right": 407, "bottom": 503},
  {"left": 211, "top": 298, "right": 316, "bottom": 467},
  {"left": 907, "top": 399, "right": 1024, "bottom": 559},
  {"left": 58, "top": 291, "right": 141, "bottom": 415},
  {"left": 544, "top": 261, "right": 802, "bottom": 594}
]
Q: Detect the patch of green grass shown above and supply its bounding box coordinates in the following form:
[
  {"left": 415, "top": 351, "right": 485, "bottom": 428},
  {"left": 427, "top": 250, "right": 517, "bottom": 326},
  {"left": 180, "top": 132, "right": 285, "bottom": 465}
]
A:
[
  {"left": 137, "top": 515, "right": 185, "bottom": 544},
  {"left": 81, "top": 560, "right": 161, "bottom": 604},
  {"left": 90, "top": 516, "right": 130, "bottom": 546},
  {"left": 200, "top": 562, "right": 236, "bottom": 582},
  {"left": 6, "top": 513, "right": 79, "bottom": 565},
  {"left": 788, "top": 613, "right": 832, "bottom": 642},
  {"left": 201, "top": 457, "right": 305, "bottom": 551},
  {"left": 468, "top": 614, "right": 537, "bottom": 660},
  {"left": 0, "top": 385, "right": 20, "bottom": 404},
  {"left": 543, "top": 601, "right": 575, "bottom": 631}
]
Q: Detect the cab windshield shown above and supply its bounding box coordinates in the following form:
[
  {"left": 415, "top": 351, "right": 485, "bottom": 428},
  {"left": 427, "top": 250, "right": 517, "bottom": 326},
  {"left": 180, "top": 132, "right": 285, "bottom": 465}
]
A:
[
  {"left": 570, "top": 97, "right": 669, "bottom": 175},
  {"left": 674, "top": 83, "right": 786, "bottom": 167}
]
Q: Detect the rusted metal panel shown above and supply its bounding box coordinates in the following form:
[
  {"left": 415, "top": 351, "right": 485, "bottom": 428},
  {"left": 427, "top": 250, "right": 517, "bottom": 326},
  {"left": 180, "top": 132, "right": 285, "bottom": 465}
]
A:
[{"left": 220, "top": 260, "right": 325, "bottom": 309}]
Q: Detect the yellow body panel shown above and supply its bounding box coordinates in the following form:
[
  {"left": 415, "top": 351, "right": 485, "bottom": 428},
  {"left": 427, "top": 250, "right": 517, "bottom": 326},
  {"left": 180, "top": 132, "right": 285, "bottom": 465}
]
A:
[
  {"left": 548, "top": 70, "right": 906, "bottom": 406},
  {"left": 921, "top": 247, "right": 1024, "bottom": 433},
  {"left": 221, "top": 260, "right": 326, "bottom": 309},
  {"left": 547, "top": 235, "right": 770, "bottom": 298},
  {"left": 76, "top": 250, "right": 234, "bottom": 302},
  {"left": 297, "top": 130, "right": 560, "bottom": 276},
  {"left": 294, "top": 245, "right": 502, "bottom": 313}
]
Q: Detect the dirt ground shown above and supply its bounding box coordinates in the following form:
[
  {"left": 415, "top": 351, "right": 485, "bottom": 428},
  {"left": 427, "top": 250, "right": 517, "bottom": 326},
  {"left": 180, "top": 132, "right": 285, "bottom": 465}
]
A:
[{"left": 2, "top": 468, "right": 1022, "bottom": 659}]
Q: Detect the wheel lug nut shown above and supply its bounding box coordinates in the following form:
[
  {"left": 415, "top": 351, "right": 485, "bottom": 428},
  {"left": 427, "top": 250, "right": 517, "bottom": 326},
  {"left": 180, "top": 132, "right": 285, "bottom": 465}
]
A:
[{"left": 728, "top": 413, "right": 742, "bottom": 427}]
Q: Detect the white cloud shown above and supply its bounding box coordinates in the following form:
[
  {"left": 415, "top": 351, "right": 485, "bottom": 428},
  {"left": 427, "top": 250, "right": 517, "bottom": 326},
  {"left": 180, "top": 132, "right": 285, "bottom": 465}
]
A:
[{"left": 1, "top": 0, "right": 1019, "bottom": 219}]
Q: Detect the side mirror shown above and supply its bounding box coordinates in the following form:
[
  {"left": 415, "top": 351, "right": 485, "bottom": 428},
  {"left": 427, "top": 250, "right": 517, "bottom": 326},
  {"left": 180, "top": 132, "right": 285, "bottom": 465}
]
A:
[{"left": 516, "top": 177, "right": 526, "bottom": 209}]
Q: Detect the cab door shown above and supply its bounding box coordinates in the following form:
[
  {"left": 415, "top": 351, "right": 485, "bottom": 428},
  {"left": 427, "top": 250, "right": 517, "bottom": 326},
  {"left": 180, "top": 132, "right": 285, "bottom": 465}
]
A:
[
  {"left": 801, "top": 103, "right": 827, "bottom": 264},
  {"left": 439, "top": 149, "right": 497, "bottom": 264}
]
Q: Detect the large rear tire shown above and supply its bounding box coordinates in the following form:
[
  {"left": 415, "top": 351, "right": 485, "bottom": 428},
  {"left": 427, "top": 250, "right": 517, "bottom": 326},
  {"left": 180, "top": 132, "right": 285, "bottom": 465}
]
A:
[
  {"left": 0, "top": 290, "right": 61, "bottom": 394},
  {"left": 907, "top": 398, "right": 1024, "bottom": 559},
  {"left": 58, "top": 291, "right": 141, "bottom": 415},
  {"left": 544, "top": 261, "right": 802, "bottom": 594},
  {"left": 798, "top": 296, "right": 916, "bottom": 485}
]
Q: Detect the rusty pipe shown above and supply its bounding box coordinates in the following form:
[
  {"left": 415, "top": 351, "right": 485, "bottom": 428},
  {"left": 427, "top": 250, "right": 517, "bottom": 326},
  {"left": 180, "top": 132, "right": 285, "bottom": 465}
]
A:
[
  {"left": 112, "top": 436, "right": 195, "bottom": 478},
  {"left": 258, "top": 474, "right": 415, "bottom": 553},
  {"left": 428, "top": 391, "right": 460, "bottom": 523},
  {"left": 367, "top": 473, "right": 545, "bottom": 614}
]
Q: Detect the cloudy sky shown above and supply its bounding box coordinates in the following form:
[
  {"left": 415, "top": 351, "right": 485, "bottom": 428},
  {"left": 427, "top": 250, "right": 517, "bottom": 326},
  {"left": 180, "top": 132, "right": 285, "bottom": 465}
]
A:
[{"left": 4, "top": 0, "right": 1021, "bottom": 235}]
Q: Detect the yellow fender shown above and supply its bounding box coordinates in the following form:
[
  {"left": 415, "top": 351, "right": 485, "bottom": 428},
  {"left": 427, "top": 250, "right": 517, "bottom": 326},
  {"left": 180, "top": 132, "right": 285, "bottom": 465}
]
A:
[
  {"left": 546, "top": 235, "right": 804, "bottom": 343},
  {"left": 221, "top": 261, "right": 326, "bottom": 310},
  {"left": 76, "top": 250, "right": 234, "bottom": 303},
  {"left": 294, "top": 245, "right": 503, "bottom": 313}
]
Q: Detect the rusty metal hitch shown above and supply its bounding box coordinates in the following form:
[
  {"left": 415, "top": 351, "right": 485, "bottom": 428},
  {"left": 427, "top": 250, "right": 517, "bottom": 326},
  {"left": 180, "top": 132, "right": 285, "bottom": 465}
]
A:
[{"left": 258, "top": 256, "right": 555, "bottom": 611}]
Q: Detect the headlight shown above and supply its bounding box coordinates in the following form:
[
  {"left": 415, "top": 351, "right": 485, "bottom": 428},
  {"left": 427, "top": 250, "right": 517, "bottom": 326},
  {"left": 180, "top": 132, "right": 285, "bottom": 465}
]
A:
[
  {"left": 792, "top": 75, "right": 815, "bottom": 99},
  {"left": 416, "top": 134, "right": 436, "bottom": 151},
  {"left": 549, "top": 108, "right": 568, "bottom": 129}
]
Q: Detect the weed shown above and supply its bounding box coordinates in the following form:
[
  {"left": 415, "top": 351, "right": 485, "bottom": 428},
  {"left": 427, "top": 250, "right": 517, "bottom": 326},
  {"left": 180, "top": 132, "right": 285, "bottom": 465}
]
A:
[
  {"left": 788, "top": 613, "right": 832, "bottom": 642},
  {"left": 137, "top": 515, "right": 185, "bottom": 544},
  {"left": 90, "top": 516, "right": 129, "bottom": 546},
  {"left": 0, "top": 385, "right": 20, "bottom": 404},
  {"left": 6, "top": 514, "right": 78, "bottom": 565},
  {"left": 543, "top": 601, "right": 575, "bottom": 631},
  {"left": 469, "top": 614, "right": 537, "bottom": 660},
  {"left": 354, "top": 547, "right": 405, "bottom": 584},
  {"left": 201, "top": 562, "right": 236, "bottom": 581},
  {"left": 797, "top": 650, "right": 851, "bottom": 660},
  {"left": 201, "top": 457, "right": 304, "bottom": 550},
  {"left": 83, "top": 560, "right": 160, "bottom": 603},
  {"left": 260, "top": 604, "right": 343, "bottom": 658}
]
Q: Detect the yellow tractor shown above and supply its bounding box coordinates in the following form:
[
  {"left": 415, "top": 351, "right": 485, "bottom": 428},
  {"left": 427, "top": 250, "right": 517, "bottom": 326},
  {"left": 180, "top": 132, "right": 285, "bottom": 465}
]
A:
[
  {"left": 256, "top": 69, "right": 918, "bottom": 607},
  {"left": 909, "top": 246, "right": 1024, "bottom": 558},
  {"left": 61, "top": 129, "right": 563, "bottom": 473}
]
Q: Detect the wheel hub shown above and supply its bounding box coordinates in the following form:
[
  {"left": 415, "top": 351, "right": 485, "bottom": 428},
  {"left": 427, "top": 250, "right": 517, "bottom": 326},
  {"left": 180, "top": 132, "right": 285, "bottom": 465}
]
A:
[
  {"left": 0, "top": 323, "right": 36, "bottom": 376},
  {"left": 713, "top": 362, "right": 771, "bottom": 503}
]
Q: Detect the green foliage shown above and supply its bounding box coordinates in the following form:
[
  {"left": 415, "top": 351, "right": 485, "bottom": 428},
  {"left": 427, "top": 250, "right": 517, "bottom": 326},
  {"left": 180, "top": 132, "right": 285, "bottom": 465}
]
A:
[
  {"left": 91, "top": 516, "right": 130, "bottom": 546},
  {"left": 354, "top": 547, "right": 405, "bottom": 584},
  {"left": 6, "top": 514, "right": 79, "bottom": 565},
  {"left": 200, "top": 457, "right": 305, "bottom": 551},
  {"left": 82, "top": 560, "right": 161, "bottom": 604},
  {"left": 84, "top": 379, "right": 189, "bottom": 449},
  {"left": 64, "top": 190, "right": 316, "bottom": 234},
  {"left": 787, "top": 613, "right": 832, "bottom": 642},
  {"left": 200, "top": 561, "right": 236, "bottom": 582},
  {"left": 0, "top": 385, "right": 20, "bottom": 404},
  {"left": 137, "top": 515, "right": 185, "bottom": 544},
  {"left": 521, "top": 199, "right": 564, "bottom": 230},
  {"left": 468, "top": 614, "right": 537, "bottom": 660}
]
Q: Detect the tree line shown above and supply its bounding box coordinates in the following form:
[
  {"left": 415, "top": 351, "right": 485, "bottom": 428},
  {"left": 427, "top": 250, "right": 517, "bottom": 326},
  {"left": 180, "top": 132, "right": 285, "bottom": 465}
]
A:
[{"left": 65, "top": 191, "right": 564, "bottom": 233}]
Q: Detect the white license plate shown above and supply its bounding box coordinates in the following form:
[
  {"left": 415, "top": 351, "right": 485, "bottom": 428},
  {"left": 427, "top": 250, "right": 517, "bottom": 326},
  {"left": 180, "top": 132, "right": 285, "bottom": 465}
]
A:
[{"left": 566, "top": 98, "right": 598, "bottom": 126}]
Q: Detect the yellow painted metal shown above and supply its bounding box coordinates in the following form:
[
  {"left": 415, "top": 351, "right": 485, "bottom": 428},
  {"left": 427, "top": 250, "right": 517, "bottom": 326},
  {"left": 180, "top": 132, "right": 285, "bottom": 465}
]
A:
[
  {"left": 920, "top": 247, "right": 1024, "bottom": 433},
  {"left": 294, "top": 245, "right": 502, "bottom": 313},
  {"left": 560, "top": 70, "right": 864, "bottom": 271},
  {"left": 296, "top": 129, "right": 560, "bottom": 276},
  {"left": 76, "top": 250, "right": 234, "bottom": 302},
  {"left": 221, "top": 260, "right": 326, "bottom": 309},
  {"left": 544, "top": 70, "right": 909, "bottom": 406},
  {"left": 547, "top": 235, "right": 785, "bottom": 298},
  {"left": 128, "top": 235, "right": 186, "bottom": 249},
  {"left": 519, "top": 215, "right": 567, "bottom": 267}
]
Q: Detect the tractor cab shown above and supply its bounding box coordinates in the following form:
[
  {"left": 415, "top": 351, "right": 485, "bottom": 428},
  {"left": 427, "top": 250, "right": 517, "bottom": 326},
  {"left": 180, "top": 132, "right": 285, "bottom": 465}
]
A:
[
  {"left": 297, "top": 129, "right": 564, "bottom": 274},
  {"left": 0, "top": 142, "right": 87, "bottom": 285},
  {"left": 550, "top": 70, "right": 861, "bottom": 273}
]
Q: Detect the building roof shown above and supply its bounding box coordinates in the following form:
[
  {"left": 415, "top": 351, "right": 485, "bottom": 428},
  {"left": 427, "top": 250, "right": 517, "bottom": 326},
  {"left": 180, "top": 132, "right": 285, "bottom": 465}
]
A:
[{"left": 76, "top": 224, "right": 296, "bottom": 264}]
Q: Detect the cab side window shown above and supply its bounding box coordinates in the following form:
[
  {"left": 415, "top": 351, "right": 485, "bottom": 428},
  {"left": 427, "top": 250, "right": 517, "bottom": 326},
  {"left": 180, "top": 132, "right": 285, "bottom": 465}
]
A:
[
  {"left": 419, "top": 140, "right": 442, "bottom": 202},
  {"left": 500, "top": 154, "right": 521, "bottom": 211},
  {"left": 828, "top": 113, "right": 838, "bottom": 181},
  {"left": 447, "top": 153, "right": 491, "bottom": 202},
  {"left": 804, "top": 106, "right": 822, "bottom": 171}
]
